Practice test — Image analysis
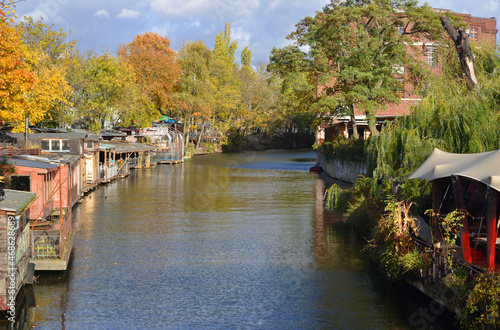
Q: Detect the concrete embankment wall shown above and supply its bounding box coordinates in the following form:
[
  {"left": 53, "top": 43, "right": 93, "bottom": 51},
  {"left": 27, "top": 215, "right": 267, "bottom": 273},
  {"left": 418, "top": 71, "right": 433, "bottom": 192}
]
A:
[{"left": 317, "top": 151, "right": 366, "bottom": 183}]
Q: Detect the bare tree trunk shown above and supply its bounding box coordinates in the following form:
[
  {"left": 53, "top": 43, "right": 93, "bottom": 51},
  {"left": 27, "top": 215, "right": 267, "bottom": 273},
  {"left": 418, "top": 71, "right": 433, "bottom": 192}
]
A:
[
  {"left": 440, "top": 16, "right": 478, "bottom": 91},
  {"left": 366, "top": 111, "right": 379, "bottom": 137},
  {"left": 196, "top": 123, "right": 206, "bottom": 149},
  {"left": 184, "top": 116, "right": 191, "bottom": 149},
  {"left": 349, "top": 104, "right": 359, "bottom": 139}
]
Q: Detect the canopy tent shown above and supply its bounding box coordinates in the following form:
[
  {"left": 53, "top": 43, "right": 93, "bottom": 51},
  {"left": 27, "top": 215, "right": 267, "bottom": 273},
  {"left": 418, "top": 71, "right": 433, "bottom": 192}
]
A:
[
  {"left": 157, "top": 116, "right": 177, "bottom": 123},
  {"left": 407, "top": 148, "right": 500, "bottom": 192}
]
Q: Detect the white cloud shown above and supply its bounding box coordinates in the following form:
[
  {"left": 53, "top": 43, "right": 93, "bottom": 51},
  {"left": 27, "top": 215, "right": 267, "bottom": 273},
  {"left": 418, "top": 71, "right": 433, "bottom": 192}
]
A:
[
  {"left": 19, "top": 8, "right": 48, "bottom": 21},
  {"left": 232, "top": 26, "right": 251, "bottom": 46},
  {"left": 150, "top": 0, "right": 259, "bottom": 19},
  {"left": 483, "top": 0, "right": 499, "bottom": 13},
  {"left": 150, "top": 24, "right": 173, "bottom": 37},
  {"left": 117, "top": 8, "right": 141, "bottom": 19},
  {"left": 190, "top": 20, "right": 201, "bottom": 27},
  {"left": 94, "top": 9, "right": 110, "bottom": 18}
]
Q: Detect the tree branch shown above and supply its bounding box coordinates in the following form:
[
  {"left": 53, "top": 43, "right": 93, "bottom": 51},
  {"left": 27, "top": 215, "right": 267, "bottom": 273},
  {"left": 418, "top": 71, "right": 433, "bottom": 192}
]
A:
[{"left": 440, "top": 16, "right": 477, "bottom": 90}]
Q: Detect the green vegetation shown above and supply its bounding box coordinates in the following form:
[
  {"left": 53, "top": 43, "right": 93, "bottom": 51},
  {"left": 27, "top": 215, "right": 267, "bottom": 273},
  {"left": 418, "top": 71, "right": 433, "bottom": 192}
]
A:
[
  {"left": 365, "top": 199, "right": 429, "bottom": 280},
  {"left": 315, "top": 138, "right": 366, "bottom": 162},
  {"left": 461, "top": 273, "right": 500, "bottom": 329},
  {"left": 287, "top": 0, "right": 455, "bottom": 138}
]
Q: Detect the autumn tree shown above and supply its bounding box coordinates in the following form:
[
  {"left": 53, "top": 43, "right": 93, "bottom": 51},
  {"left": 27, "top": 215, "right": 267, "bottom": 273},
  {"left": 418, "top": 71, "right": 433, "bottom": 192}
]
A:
[
  {"left": 0, "top": 0, "right": 19, "bottom": 22},
  {"left": 174, "top": 41, "right": 215, "bottom": 148},
  {"left": 77, "top": 53, "right": 137, "bottom": 132},
  {"left": 239, "top": 49, "right": 280, "bottom": 135},
  {"left": 242, "top": 62, "right": 280, "bottom": 133},
  {"left": 15, "top": 17, "right": 74, "bottom": 130},
  {"left": 0, "top": 9, "right": 35, "bottom": 128},
  {"left": 238, "top": 46, "right": 255, "bottom": 124},
  {"left": 117, "top": 32, "right": 181, "bottom": 114},
  {"left": 211, "top": 23, "right": 242, "bottom": 131},
  {"left": 288, "top": 0, "right": 447, "bottom": 138}
]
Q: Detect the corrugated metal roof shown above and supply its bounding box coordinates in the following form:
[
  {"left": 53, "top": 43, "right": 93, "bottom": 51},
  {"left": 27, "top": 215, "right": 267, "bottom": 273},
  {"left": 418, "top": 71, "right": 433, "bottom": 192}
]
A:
[
  {"left": 0, "top": 189, "right": 37, "bottom": 214},
  {"left": 8, "top": 157, "right": 59, "bottom": 170},
  {"left": 99, "top": 141, "right": 157, "bottom": 153},
  {"left": 9, "top": 131, "right": 100, "bottom": 141}
]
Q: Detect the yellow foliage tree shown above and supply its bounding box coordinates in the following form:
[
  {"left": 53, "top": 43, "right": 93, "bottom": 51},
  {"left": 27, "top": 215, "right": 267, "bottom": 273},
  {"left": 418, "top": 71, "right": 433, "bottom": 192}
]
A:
[
  {"left": 13, "top": 17, "right": 74, "bottom": 131},
  {"left": 0, "top": 12, "right": 35, "bottom": 127}
]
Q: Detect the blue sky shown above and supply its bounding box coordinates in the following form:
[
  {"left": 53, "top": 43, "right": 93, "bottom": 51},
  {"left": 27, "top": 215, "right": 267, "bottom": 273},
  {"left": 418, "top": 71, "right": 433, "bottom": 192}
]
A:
[{"left": 13, "top": 0, "right": 500, "bottom": 65}]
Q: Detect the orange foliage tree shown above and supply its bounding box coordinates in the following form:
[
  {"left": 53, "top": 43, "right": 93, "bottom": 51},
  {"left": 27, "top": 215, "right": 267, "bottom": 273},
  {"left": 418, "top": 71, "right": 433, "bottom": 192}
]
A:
[
  {"left": 117, "top": 32, "right": 181, "bottom": 115},
  {"left": 0, "top": 7, "right": 35, "bottom": 127}
]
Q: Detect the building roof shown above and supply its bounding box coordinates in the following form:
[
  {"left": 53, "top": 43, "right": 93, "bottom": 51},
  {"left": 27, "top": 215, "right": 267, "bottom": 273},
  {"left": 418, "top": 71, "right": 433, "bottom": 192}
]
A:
[
  {"left": 99, "top": 130, "right": 127, "bottom": 138},
  {"left": 408, "top": 148, "right": 500, "bottom": 192},
  {"left": 8, "top": 157, "right": 60, "bottom": 170},
  {"left": 99, "top": 141, "right": 157, "bottom": 154},
  {"left": 0, "top": 189, "right": 37, "bottom": 214},
  {"left": 8, "top": 131, "right": 100, "bottom": 144}
]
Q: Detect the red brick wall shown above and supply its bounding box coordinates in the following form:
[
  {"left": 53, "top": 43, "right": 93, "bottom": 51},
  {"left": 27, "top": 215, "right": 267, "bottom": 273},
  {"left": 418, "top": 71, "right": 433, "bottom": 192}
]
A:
[{"left": 457, "top": 13, "right": 498, "bottom": 44}]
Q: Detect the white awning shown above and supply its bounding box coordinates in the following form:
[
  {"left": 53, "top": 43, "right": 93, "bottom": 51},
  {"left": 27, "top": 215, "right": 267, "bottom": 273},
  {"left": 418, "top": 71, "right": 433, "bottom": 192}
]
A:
[{"left": 407, "top": 148, "right": 500, "bottom": 192}]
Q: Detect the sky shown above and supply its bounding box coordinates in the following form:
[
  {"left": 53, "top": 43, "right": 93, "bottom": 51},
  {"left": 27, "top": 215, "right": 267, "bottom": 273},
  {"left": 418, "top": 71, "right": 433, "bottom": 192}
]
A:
[{"left": 12, "top": 0, "right": 500, "bottom": 65}]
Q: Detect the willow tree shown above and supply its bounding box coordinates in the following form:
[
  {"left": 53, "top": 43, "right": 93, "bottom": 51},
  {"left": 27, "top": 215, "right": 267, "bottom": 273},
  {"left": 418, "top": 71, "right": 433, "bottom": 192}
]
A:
[
  {"left": 367, "top": 44, "right": 500, "bottom": 199},
  {"left": 288, "top": 0, "right": 447, "bottom": 138}
]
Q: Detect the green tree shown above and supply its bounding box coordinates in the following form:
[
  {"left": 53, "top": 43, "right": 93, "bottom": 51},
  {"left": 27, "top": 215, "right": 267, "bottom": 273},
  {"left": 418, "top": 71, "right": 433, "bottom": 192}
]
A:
[
  {"left": 268, "top": 46, "right": 317, "bottom": 147},
  {"left": 211, "top": 22, "right": 242, "bottom": 131},
  {"left": 288, "top": 0, "right": 447, "bottom": 138},
  {"left": 79, "top": 53, "right": 136, "bottom": 132},
  {"left": 243, "top": 62, "right": 280, "bottom": 133},
  {"left": 174, "top": 41, "right": 215, "bottom": 147}
]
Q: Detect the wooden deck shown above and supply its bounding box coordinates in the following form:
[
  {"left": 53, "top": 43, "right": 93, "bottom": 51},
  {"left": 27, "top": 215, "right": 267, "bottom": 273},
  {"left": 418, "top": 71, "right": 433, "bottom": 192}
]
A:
[{"left": 32, "top": 231, "right": 74, "bottom": 271}]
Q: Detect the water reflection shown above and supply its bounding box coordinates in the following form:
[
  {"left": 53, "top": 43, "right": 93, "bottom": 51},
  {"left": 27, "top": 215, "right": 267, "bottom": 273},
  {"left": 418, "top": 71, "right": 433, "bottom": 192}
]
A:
[{"left": 16, "top": 150, "right": 439, "bottom": 328}]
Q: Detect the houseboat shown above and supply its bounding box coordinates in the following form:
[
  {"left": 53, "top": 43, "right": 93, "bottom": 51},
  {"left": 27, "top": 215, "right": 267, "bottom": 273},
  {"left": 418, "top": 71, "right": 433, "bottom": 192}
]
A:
[
  {"left": 8, "top": 155, "right": 79, "bottom": 271},
  {"left": 0, "top": 190, "right": 36, "bottom": 311},
  {"left": 408, "top": 148, "right": 500, "bottom": 272}
]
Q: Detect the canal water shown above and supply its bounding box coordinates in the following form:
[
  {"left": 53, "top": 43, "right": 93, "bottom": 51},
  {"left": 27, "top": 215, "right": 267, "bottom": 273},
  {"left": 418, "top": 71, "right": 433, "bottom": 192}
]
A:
[{"left": 22, "top": 150, "right": 452, "bottom": 328}]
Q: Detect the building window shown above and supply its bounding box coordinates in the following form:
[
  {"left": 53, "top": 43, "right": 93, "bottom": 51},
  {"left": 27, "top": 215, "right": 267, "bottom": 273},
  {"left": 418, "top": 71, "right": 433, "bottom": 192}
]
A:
[
  {"left": 41, "top": 139, "right": 70, "bottom": 152},
  {"left": 52, "top": 140, "right": 60, "bottom": 151},
  {"left": 41, "top": 140, "right": 49, "bottom": 150},
  {"left": 470, "top": 27, "right": 477, "bottom": 40},
  {"left": 426, "top": 45, "right": 437, "bottom": 67},
  {"left": 396, "top": 24, "right": 405, "bottom": 35},
  {"left": 11, "top": 176, "right": 30, "bottom": 192},
  {"left": 86, "top": 141, "right": 94, "bottom": 149},
  {"left": 63, "top": 140, "right": 71, "bottom": 151}
]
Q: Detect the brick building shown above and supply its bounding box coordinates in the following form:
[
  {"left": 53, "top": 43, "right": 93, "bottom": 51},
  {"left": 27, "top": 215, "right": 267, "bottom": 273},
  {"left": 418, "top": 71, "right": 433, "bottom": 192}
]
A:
[{"left": 320, "top": 10, "right": 497, "bottom": 142}]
